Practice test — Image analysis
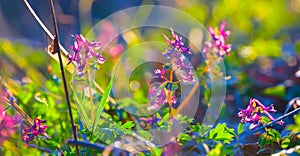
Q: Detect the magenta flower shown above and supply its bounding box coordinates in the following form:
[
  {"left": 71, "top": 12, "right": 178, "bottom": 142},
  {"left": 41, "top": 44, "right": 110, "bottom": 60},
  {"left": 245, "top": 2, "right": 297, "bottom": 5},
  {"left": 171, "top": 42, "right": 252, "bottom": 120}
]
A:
[
  {"left": 22, "top": 118, "right": 48, "bottom": 146},
  {"left": 96, "top": 20, "right": 124, "bottom": 57},
  {"left": 147, "top": 83, "right": 177, "bottom": 110},
  {"left": 0, "top": 107, "right": 20, "bottom": 145},
  {"left": 153, "top": 69, "right": 166, "bottom": 79},
  {"left": 67, "top": 34, "right": 105, "bottom": 77},
  {"left": 162, "top": 28, "right": 191, "bottom": 58},
  {"left": 204, "top": 21, "right": 232, "bottom": 58},
  {"left": 238, "top": 98, "right": 284, "bottom": 129},
  {"left": 155, "top": 28, "right": 195, "bottom": 82}
]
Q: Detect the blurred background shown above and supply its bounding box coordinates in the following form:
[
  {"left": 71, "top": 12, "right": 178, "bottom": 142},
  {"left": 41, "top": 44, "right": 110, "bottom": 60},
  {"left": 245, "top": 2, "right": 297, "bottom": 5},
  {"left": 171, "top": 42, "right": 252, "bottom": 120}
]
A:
[{"left": 1, "top": 0, "right": 300, "bottom": 154}]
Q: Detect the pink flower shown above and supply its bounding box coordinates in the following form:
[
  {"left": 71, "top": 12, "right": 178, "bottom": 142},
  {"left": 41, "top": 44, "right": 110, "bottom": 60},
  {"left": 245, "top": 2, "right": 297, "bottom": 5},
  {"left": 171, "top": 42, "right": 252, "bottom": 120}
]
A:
[
  {"left": 153, "top": 69, "right": 166, "bottom": 79},
  {"left": 96, "top": 20, "right": 124, "bottom": 57},
  {"left": 162, "top": 28, "right": 191, "bottom": 58},
  {"left": 22, "top": 118, "right": 48, "bottom": 146},
  {"left": 204, "top": 21, "right": 232, "bottom": 58},
  {"left": 238, "top": 98, "right": 284, "bottom": 129},
  {"left": 0, "top": 107, "right": 20, "bottom": 145},
  {"left": 67, "top": 34, "right": 105, "bottom": 77}
]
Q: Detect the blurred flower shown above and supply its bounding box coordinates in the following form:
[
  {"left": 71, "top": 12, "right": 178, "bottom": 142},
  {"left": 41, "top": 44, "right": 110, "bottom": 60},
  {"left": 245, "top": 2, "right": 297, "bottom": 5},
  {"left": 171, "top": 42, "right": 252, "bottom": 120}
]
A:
[
  {"left": 139, "top": 114, "right": 162, "bottom": 129},
  {"left": 67, "top": 34, "right": 105, "bottom": 77},
  {"left": 203, "top": 21, "right": 231, "bottom": 58},
  {"left": 238, "top": 98, "right": 284, "bottom": 129},
  {"left": 147, "top": 83, "right": 177, "bottom": 109},
  {"left": 153, "top": 69, "right": 166, "bottom": 79},
  {"left": 0, "top": 107, "right": 20, "bottom": 145},
  {"left": 22, "top": 118, "right": 48, "bottom": 146},
  {"left": 96, "top": 20, "right": 124, "bottom": 58}
]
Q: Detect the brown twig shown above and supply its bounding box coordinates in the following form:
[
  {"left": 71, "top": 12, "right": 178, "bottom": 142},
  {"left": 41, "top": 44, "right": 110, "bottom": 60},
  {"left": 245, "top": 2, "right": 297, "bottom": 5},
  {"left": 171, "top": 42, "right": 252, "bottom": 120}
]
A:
[{"left": 48, "top": 0, "right": 80, "bottom": 155}]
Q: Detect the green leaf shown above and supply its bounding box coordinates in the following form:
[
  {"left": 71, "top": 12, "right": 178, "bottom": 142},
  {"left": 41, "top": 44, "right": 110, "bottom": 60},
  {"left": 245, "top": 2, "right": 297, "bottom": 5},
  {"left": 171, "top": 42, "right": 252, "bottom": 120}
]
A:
[
  {"left": 287, "top": 114, "right": 300, "bottom": 133},
  {"left": 92, "top": 75, "right": 115, "bottom": 132},
  {"left": 281, "top": 138, "right": 290, "bottom": 148},
  {"left": 177, "top": 133, "right": 191, "bottom": 145},
  {"left": 237, "top": 123, "right": 244, "bottom": 135},
  {"left": 208, "top": 123, "right": 235, "bottom": 144},
  {"left": 151, "top": 147, "right": 163, "bottom": 156},
  {"left": 267, "top": 128, "right": 281, "bottom": 142},
  {"left": 260, "top": 116, "right": 271, "bottom": 125},
  {"left": 258, "top": 134, "right": 272, "bottom": 147},
  {"left": 44, "top": 140, "right": 58, "bottom": 150},
  {"left": 121, "top": 121, "right": 135, "bottom": 129},
  {"left": 208, "top": 143, "right": 224, "bottom": 156},
  {"left": 198, "top": 124, "right": 211, "bottom": 136},
  {"left": 263, "top": 85, "right": 285, "bottom": 98}
]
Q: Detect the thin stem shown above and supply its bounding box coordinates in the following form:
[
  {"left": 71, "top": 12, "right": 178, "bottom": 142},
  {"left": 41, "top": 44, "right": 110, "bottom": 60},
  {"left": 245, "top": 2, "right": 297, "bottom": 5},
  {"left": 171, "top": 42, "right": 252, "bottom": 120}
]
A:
[
  {"left": 8, "top": 97, "right": 33, "bottom": 126},
  {"left": 48, "top": 0, "right": 80, "bottom": 155},
  {"left": 168, "top": 55, "right": 174, "bottom": 118},
  {"left": 67, "top": 139, "right": 106, "bottom": 152},
  {"left": 255, "top": 107, "right": 300, "bottom": 132},
  {"left": 23, "top": 0, "right": 117, "bottom": 106}
]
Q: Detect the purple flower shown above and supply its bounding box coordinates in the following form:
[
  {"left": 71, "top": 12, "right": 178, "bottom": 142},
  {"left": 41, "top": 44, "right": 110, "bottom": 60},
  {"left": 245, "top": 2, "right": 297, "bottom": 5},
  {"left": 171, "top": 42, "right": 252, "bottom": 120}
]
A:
[
  {"left": 0, "top": 107, "right": 20, "bottom": 145},
  {"left": 153, "top": 69, "right": 166, "bottom": 79},
  {"left": 204, "top": 21, "right": 232, "bottom": 58},
  {"left": 173, "top": 56, "right": 194, "bottom": 81},
  {"left": 22, "top": 118, "right": 48, "bottom": 146},
  {"left": 162, "top": 28, "right": 191, "bottom": 56},
  {"left": 0, "top": 88, "right": 21, "bottom": 145},
  {"left": 238, "top": 98, "right": 284, "bottom": 129},
  {"left": 148, "top": 83, "right": 167, "bottom": 106},
  {"left": 67, "top": 34, "right": 105, "bottom": 77},
  {"left": 147, "top": 83, "right": 177, "bottom": 110}
]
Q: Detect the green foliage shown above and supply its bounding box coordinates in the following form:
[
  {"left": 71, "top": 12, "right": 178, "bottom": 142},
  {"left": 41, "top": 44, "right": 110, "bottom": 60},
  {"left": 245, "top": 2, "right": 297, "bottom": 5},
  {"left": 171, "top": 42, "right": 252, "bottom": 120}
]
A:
[
  {"left": 44, "top": 140, "right": 59, "bottom": 150},
  {"left": 208, "top": 123, "right": 235, "bottom": 144},
  {"left": 92, "top": 74, "right": 115, "bottom": 132},
  {"left": 287, "top": 114, "right": 300, "bottom": 133},
  {"left": 177, "top": 133, "right": 192, "bottom": 146},
  {"left": 258, "top": 128, "right": 281, "bottom": 147},
  {"left": 207, "top": 143, "right": 225, "bottom": 156},
  {"left": 281, "top": 138, "right": 290, "bottom": 149},
  {"left": 260, "top": 116, "right": 272, "bottom": 125},
  {"left": 237, "top": 123, "right": 244, "bottom": 136},
  {"left": 151, "top": 147, "right": 163, "bottom": 156},
  {"left": 263, "top": 85, "right": 285, "bottom": 98}
]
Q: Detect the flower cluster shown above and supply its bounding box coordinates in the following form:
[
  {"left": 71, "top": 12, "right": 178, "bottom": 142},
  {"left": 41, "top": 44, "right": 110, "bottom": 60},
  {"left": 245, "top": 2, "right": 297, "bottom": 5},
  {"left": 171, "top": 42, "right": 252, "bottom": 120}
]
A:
[
  {"left": 238, "top": 98, "right": 284, "bottom": 129},
  {"left": 148, "top": 28, "right": 195, "bottom": 111},
  {"left": 203, "top": 21, "right": 232, "bottom": 58},
  {"left": 67, "top": 34, "right": 105, "bottom": 77},
  {"left": 147, "top": 82, "right": 176, "bottom": 111},
  {"left": 161, "top": 29, "right": 194, "bottom": 81},
  {"left": 162, "top": 28, "right": 191, "bottom": 57},
  {"left": 22, "top": 118, "right": 48, "bottom": 146},
  {"left": 0, "top": 107, "right": 20, "bottom": 145}
]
